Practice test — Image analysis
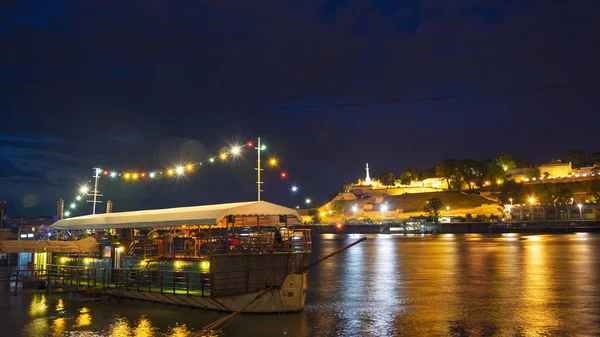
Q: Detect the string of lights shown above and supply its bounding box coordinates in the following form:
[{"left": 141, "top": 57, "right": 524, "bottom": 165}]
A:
[
  {"left": 93, "top": 141, "right": 260, "bottom": 181},
  {"left": 61, "top": 137, "right": 315, "bottom": 218}
]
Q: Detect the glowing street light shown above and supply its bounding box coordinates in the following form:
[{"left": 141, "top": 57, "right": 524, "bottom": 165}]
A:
[
  {"left": 149, "top": 172, "right": 156, "bottom": 178},
  {"left": 64, "top": 211, "right": 71, "bottom": 217},
  {"left": 209, "top": 158, "right": 215, "bottom": 163},
  {"left": 76, "top": 196, "right": 81, "bottom": 201},
  {"left": 268, "top": 157, "right": 278, "bottom": 167},
  {"left": 529, "top": 197, "right": 535, "bottom": 205},
  {"left": 446, "top": 206, "right": 450, "bottom": 212},
  {"left": 79, "top": 185, "right": 89, "bottom": 195},
  {"left": 509, "top": 198, "right": 513, "bottom": 205},
  {"left": 352, "top": 205, "right": 358, "bottom": 214},
  {"left": 110, "top": 172, "right": 117, "bottom": 178},
  {"left": 578, "top": 203, "right": 583, "bottom": 219},
  {"left": 291, "top": 185, "right": 298, "bottom": 192},
  {"left": 175, "top": 166, "right": 185, "bottom": 175},
  {"left": 220, "top": 153, "right": 227, "bottom": 160},
  {"left": 70, "top": 203, "right": 76, "bottom": 209},
  {"left": 305, "top": 198, "right": 311, "bottom": 205},
  {"left": 186, "top": 164, "right": 193, "bottom": 171},
  {"left": 381, "top": 204, "right": 388, "bottom": 212},
  {"left": 231, "top": 146, "right": 241, "bottom": 155}
]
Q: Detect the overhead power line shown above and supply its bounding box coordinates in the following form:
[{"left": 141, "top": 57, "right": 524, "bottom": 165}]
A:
[{"left": 271, "top": 80, "right": 600, "bottom": 111}]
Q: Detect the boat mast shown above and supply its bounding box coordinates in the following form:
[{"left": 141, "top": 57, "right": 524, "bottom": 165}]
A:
[
  {"left": 88, "top": 168, "right": 103, "bottom": 214},
  {"left": 256, "top": 137, "right": 263, "bottom": 201}
]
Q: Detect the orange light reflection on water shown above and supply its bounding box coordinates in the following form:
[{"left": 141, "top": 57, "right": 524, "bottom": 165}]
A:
[{"left": 74, "top": 307, "right": 92, "bottom": 327}]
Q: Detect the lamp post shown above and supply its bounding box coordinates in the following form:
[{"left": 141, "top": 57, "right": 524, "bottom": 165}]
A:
[
  {"left": 529, "top": 197, "right": 535, "bottom": 220},
  {"left": 381, "top": 203, "right": 388, "bottom": 220},
  {"left": 578, "top": 203, "right": 583, "bottom": 220},
  {"left": 509, "top": 198, "right": 513, "bottom": 205}
]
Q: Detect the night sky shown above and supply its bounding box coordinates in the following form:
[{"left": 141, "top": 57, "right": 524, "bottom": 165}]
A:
[{"left": 1, "top": 1, "right": 599, "bottom": 217}]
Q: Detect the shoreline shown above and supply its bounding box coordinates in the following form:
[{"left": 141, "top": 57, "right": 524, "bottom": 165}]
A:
[{"left": 297, "top": 221, "right": 600, "bottom": 234}]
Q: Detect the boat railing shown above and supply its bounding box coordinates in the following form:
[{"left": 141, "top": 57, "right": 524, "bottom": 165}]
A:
[
  {"left": 0, "top": 265, "right": 107, "bottom": 295},
  {"left": 125, "top": 229, "right": 312, "bottom": 258},
  {"left": 109, "top": 268, "right": 211, "bottom": 296}
]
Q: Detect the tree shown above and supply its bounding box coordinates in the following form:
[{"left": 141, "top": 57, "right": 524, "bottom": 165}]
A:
[
  {"left": 590, "top": 181, "right": 600, "bottom": 202},
  {"left": 562, "top": 150, "right": 586, "bottom": 168},
  {"left": 436, "top": 159, "right": 462, "bottom": 190},
  {"left": 308, "top": 209, "right": 321, "bottom": 224},
  {"left": 399, "top": 172, "right": 412, "bottom": 186},
  {"left": 494, "top": 154, "right": 517, "bottom": 172},
  {"left": 418, "top": 168, "right": 437, "bottom": 180},
  {"left": 555, "top": 187, "right": 573, "bottom": 203},
  {"left": 526, "top": 167, "right": 541, "bottom": 179},
  {"left": 374, "top": 172, "right": 395, "bottom": 187},
  {"left": 588, "top": 153, "right": 600, "bottom": 166},
  {"left": 499, "top": 180, "right": 524, "bottom": 205},
  {"left": 423, "top": 197, "right": 443, "bottom": 223},
  {"left": 487, "top": 154, "right": 517, "bottom": 183},
  {"left": 543, "top": 184, "right": 558, "bottom": 203},
  {"left": 459, "top": 159, "right": 484, "bottom": 190}
]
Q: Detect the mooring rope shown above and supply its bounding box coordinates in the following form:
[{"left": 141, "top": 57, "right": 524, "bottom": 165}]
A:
[{"left": 193, "top": 285, "right": 276, "bottom": 336}]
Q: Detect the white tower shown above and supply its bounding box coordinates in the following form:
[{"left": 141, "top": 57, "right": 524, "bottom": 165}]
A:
[{"left": 365, "top": 163, "right": 371, "bottom": 184}]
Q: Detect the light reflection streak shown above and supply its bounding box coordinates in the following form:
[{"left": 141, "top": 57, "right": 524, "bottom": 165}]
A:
[
  {"left": 51, "top": 317, "right": 66, "bottom": 337},
  {"left": 167, "top": 323, "right": 194, "bottom": 337},
  {"left": 55, "top": 298, "right": 64, "bottom": 311},
  {"left": 28, "top": 294, "right": 47, "bottom": 317},
  {"left": 109, "top": 317, "right": 132, "bottom": 337},
  {"left": 521, "top": 241, "right": 557, "bottom": 334},
  {"left": 134, "top": 316, "right": 156, "bottom": 337},
  {"left": 338, "top": 237, "right": 365, "bottom": 333},
  {"left": 74, "top": 307, "right": 92, "bottom": 327},
  {"left": 368, "top": 237, "right": 400, "bottom": 335}
]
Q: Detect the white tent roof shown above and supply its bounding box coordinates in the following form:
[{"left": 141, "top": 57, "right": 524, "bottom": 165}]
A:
[{"left": 51, "top": 201, "right": 301, "bottom": 230}]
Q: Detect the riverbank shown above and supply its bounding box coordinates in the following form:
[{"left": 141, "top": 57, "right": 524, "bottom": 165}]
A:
[{"left": 297, "top": 221, "right": 600, "bottom": 234}]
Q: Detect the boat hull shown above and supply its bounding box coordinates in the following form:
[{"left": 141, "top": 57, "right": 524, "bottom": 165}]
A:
[{"left": 103, "top": 273, "right": 307, "bottom": 313}]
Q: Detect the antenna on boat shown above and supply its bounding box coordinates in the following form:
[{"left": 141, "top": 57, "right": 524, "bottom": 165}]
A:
[
  {"left": 255, "top": 137, "right": 263, "bottom": 201},
  {"left": 86, "top": 168, "right": 103, "bottom": 214}
]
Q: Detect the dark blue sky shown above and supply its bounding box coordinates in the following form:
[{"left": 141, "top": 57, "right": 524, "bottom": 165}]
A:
[{"left": 1, "top": 0, "right": 599, "bottom": 217}]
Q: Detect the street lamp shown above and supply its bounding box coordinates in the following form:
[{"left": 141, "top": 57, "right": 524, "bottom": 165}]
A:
[
  {"left": 352, "top": 205, "right": 358, "bottom": 214},
  {"left": 529, "top": 197, "right": 535, "bottom": 220},
  {"left": 578, "top": 203, "right": 583, "bottom": 219},
  {"left": 380, "top": 203, "right": 388, "bottom": 219},
  {"left": 509, "top": 198, "right": 513, "bottom": 205},
  {"left": 446, "top": 206, "right": 450, "bottom": 212},
  {"left": 305, "top": 198, "right": 311, "bottom": 205}
]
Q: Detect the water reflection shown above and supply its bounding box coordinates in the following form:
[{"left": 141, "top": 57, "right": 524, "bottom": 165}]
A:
[
  {"left": 74, "top": 307, "right": 92, "bottom": 327},
  {"left": 51, "top": 317, "right": 66, "bottom": 337},
  {"left": 28, "top": 293, "right": 47, "bottom": 316},
  {"left": 4, "top": 234, "right": 600, "bottom": 337},
  {"left": 134, "top": 316, "right": 156, "bottom": 336},
  {"left": 55, "top": 297, "right": 64, "bottom": 311}
]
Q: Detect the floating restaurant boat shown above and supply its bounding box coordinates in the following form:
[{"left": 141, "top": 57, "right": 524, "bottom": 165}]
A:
[{"left": 50, "top": 201, "right": 312, "bottom": 313}]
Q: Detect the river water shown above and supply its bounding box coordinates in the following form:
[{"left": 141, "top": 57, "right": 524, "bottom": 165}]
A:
[{"left": 2, "top": 233, "right": 600, "bottom": 336}]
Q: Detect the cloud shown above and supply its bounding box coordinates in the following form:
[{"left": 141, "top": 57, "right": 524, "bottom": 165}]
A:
[{"left": 0, "top": 158, "right": 46, "bottom": 183}]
